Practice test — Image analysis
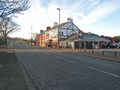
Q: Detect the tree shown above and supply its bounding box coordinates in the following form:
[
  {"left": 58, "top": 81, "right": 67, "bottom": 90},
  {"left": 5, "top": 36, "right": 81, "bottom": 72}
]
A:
[
  {"left": 0, "top": 17, "right": 20, "bottom": 45},
  {"left": 114, "top": 36, "right": 120, "bottom": 43},
  {"left": 0, "top": 0, "right": 30, "bottom": 18},
  {"left": 0, "top": 0, "right": 30, "bottom": 45}
]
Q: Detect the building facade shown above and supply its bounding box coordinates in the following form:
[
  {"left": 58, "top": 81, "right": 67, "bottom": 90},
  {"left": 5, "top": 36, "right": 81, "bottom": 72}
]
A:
[
  {"left": 36, "top": 18, "right": 110, "bottom": 49},
  {"left": 36, "top": 18, "right": 82, "bottom": 48}
]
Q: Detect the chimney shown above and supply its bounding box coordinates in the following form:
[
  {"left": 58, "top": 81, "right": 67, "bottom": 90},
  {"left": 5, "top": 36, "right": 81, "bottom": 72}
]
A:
[
  {"left": 54, "top": 22, "right": 58, "bottom": 26},
  {"left": 67, "top": 17, "right": 73, "bottom": 22},
  {"left": 40, "top": 30, "right": 44, "bottom": 34},
  {"left": 46, "top": 26, "right": 51, "bottom": 30}
]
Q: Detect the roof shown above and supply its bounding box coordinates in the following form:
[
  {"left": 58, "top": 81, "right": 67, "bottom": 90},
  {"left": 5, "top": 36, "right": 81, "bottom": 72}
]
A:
[
  {"left": 46, "top": 22, "right": 67, "bottom": 31},
  {"left": 66, "top": 33, "right": 80, "bottom": 41},
  {"left": 81, "top": 33, "right": 110, "bottom": 42}
]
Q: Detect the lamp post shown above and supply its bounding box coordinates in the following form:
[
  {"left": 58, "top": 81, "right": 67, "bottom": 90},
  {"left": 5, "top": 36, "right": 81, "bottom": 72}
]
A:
[
  {"left": 57, "top": 8, "right": 60, "bottom": 47},
  {"left": 57, "top": 8, "right": 60, "bottom": 25}
]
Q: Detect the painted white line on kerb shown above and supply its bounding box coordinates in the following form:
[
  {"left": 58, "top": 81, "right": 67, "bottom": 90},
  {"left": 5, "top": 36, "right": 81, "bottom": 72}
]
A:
[
  {"left": 88, "top": 66, "right": 120, "bottom": 78},
  {"left": 45, "top": 53, "right": 76, "bottom": 64}
]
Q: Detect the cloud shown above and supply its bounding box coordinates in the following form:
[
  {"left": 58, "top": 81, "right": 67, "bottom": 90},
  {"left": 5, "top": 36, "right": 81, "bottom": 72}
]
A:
[
  {"left": 78, "top": 0, "right": 120, "bottom": 26},
  {"left": 11, "top": 0, "right": 120, "bottom": 38}
]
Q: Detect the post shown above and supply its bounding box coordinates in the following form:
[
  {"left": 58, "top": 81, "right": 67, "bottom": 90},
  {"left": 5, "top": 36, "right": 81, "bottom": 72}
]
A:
[
  {"left": 57, "top": 8, "right": 60, "bottom": 25},
  {"left": 92, "top": 42, "right": 94, "bottom": 53},
  {"left": 115, "top": 52, "right": 117, "bottom": 56},
  {"left": 31, "top": 27, "right": 33, "bottom": 45},
  {"left": 102, "top": 51, "right": 104, "bottom": 55},
  {"left": 57, "top": 8, "right": 61, "bottom": 48},
  {"left": 79, "top": 40, "right": 81, "bottom": 52},
  {"left": 84, "top": 41, "right": 86, "bottom": 52}
]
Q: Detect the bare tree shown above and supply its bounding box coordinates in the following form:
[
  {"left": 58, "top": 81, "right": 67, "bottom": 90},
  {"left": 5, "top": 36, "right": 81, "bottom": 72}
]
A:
[
  {"left": 0, "top": 17, "right": 20, "bottom": 45},
  {"left": 0, "top": 0, "right": 30, "bottom": 45},
  {"left": 0, "top": 0, "right": 30, "bottom": 18}
]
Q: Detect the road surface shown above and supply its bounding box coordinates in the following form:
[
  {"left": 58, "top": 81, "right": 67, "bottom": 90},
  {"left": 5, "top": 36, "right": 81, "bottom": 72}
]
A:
[{"left": 15, "top": 49, "right": 120, "bottom": 90}]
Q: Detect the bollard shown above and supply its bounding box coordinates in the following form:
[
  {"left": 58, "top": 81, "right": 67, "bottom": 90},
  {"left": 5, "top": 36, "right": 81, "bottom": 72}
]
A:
[
  {"left": 92, "top": 49, "right": 94, "bottom": 53},
  {"left": 115, "top": 52, "right": 117, "bottom": 56},
  {"left": 102, "top": 51, "right": 104, "bottom": 55}
]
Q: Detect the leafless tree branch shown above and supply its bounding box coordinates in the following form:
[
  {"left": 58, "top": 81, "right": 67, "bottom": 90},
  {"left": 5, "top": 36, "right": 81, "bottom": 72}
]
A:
[{"left": 0, "top": 0, "right": 30, "bottom": 45}]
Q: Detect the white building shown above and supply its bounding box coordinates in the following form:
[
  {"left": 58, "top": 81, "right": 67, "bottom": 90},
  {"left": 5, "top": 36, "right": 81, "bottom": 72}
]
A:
[{"left": 44, "top": 18, "right": 82, "bottom": 47}]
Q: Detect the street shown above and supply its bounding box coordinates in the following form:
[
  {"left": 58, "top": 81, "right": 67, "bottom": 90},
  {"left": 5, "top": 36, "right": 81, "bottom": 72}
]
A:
[{"left": 15, "top": 49, "right": 120, "bottom": 90}]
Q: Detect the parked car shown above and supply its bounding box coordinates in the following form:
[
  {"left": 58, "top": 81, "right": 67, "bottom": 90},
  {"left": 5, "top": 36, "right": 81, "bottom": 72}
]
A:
[{"left": 116, "top": 42, "right": 120, "bottom": 48}]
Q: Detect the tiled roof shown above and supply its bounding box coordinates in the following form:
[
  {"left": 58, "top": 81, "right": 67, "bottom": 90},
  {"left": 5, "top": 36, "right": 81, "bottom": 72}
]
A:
[{"left": 81, "top": 33, "right": 110, "bottom": 42}]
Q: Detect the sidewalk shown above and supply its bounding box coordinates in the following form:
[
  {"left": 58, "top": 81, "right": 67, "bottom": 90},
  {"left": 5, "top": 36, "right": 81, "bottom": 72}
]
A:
[{"left": 0, "top": 51, "right": 28, "bottom": 90}]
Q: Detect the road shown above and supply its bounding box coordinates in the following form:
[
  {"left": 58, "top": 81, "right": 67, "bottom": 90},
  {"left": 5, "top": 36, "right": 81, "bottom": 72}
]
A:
[{"left": 15, "top": 49, "right": 120, "bottom": 90}]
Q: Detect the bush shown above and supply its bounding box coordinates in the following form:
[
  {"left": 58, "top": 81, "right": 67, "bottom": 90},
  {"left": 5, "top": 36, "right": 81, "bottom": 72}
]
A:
[{"left": 110, "top": 45, "right": 117, "bottom": 48}]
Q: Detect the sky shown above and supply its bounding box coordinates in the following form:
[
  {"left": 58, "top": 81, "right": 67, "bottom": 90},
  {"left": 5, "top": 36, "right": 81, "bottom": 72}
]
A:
[{"left": 10, "top": 0, "right": 120, "bottom": 39}]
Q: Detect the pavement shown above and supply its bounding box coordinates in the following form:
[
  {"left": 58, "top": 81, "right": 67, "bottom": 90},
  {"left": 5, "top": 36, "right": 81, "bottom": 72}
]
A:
[{"left": 0, "top": 50, "right": 29, "bottom": 90}]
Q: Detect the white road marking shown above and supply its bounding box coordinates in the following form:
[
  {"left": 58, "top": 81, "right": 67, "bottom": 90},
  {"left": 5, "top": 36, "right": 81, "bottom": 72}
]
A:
[
  {"left": 53, "top": 55, "right": 76, "bottom": 64},
  {"left": 45, "top": 53, "right": 76, "bottom": 64},
  {"left": 88, "top": 66, "right": 120, "bottom": 78},
  {"left": 45, "top": 52, "right": 120, "bottom": 78}
]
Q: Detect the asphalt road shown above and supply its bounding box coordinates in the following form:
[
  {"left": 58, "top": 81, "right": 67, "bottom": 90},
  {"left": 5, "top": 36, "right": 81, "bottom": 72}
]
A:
[{"left": 15, "top": 49, "right": 120, "bottom": 90}]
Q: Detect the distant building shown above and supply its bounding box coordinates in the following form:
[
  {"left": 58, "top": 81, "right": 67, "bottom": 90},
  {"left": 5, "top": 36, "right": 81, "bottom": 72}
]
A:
[
  {"left": 36, "top": 18, "right": 110, "bottom": 49},
  {"left": 36, "top": 18, "right": 82, "bottom": 48},
  {"left": 67, "top": 32, "right": 110, "bottom": 49},
  {"left": 36, "top": 33, "right": 46, "bottom": 47}
]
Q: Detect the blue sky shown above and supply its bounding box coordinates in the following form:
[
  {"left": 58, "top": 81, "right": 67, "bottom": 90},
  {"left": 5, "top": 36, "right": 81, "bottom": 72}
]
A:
[{"left": 10, "top": 0, "right": 120, "bottom": 39}]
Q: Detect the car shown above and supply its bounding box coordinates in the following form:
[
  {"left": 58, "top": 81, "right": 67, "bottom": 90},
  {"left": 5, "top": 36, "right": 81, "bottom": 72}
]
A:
[{"left": 116, "top": 42, "right": 120, "bottom": 48}]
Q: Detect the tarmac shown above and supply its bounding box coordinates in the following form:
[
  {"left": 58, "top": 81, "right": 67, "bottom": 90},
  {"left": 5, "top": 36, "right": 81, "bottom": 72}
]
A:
[
  {"left": 58, "top": 49, "right": 120, "bottom": 62},
  {"left": 49, "top": 48, "right": 120, "bottom": 62},
  {"left": 0, "top": 48, "right": 120, "bottom": 90}
]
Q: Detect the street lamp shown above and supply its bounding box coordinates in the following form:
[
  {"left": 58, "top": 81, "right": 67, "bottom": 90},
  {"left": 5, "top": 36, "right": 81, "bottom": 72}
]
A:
[
  {"left": 57, "top": 8, "right": 61, "bottom": 47},
  {"left": 57, "top": 8, "right": 60, "bottom": 25}
]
